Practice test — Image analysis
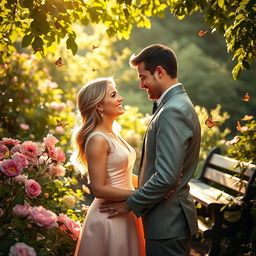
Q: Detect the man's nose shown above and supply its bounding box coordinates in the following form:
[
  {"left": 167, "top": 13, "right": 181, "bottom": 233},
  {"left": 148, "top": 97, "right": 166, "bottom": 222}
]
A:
[{"left": 139, "top": 81, "right": 145, "bottom": 89}]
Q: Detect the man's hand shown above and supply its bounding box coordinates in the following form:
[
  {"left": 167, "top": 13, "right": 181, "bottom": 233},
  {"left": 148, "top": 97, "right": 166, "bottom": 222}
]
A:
[{"left": 99, "top": 201, "right": 130, "bottom": 218}]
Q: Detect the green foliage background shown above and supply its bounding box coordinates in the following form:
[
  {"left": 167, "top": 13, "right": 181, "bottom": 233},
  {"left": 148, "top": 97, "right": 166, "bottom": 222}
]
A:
[{"left": 0, "top": 0, "right": 255, "bottom": 254}]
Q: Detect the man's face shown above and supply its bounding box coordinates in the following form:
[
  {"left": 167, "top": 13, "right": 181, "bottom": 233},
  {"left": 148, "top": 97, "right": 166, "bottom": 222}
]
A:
[{"left": 136, "top": 62, "right": 162, "bottom": 100}]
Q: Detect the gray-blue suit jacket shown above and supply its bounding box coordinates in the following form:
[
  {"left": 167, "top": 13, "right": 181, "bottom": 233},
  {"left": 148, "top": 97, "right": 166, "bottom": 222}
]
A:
[{"left": 127, "top": 84, "right": 201, "bottom": 240}]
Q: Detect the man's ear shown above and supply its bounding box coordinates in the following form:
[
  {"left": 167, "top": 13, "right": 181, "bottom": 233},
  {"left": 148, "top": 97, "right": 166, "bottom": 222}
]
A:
[{"left": 155, "top": 66, "right": 164, "bottom": 78}]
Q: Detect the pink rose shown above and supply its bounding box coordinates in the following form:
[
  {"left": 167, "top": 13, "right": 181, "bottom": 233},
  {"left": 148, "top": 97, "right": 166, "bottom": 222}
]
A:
[
  {"left": 20, "top": 123, "right": 30, "bottom": 130},
  {"left": 49, "top": 147, "right": 66, "bottom": 162},
  {"left": 43, "top": 134, "right": 58, "bottom": 149},
  {"left": 0, "top": 144, "right": 9, "bottom": 160},
  {"left": 13, "top": 174, "right": 28, "bottom": 184},
  {"left": 20, "top": 141, "right": 42, "bottom": 164},
  {"left": 54, "top": 147, "right": 66, "bottom": 162},
  {"left": 57, "top": 213, "right": 69, "bottom": 223},
  {"left": 39, "top": 154, "right": 51, "bottom": 165},
  {"left": 48, "top": 164, "right": 66, "bottom": 177},
  {"left": 66, "top": 218, "right": 80, "bottom": 240},
  {"left": 29, "top": 206, "right": 58, "bottom": 229},
  {"left": 0, "top": 208, "right": 4, "bottom": 217},
  {"left": 1, "top": 137, "right": 20, "bottom": 147},
  {"left": 0, "top": 159, "right": 22, "bottom": 176},
  {"left": 13, "top": 204, "right": 31, "bottom": 218},
  {"left": 10, "top": 145, "right": 21, "bottom": 155},
  {"left": 57, "top": 213, "right": 80, "bottom": 240},
  {"left": 25, "top": 180, "right": 41, "bottom": 198},
  {"left": 12, "top": 153, "right": 28, "bottom": 168},
  {"left": 9, "top": 242, "right": 36, "bottom": 256}
]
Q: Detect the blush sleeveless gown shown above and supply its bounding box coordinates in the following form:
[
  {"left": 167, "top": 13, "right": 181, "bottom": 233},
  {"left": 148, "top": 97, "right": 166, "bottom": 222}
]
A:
[{"left": 74, "top": 131, "right": 145, "bottom": 256}]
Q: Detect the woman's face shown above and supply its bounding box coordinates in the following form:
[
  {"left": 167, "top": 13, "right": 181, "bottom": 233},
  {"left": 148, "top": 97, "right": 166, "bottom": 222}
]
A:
[{"left": 100, "top": 83, "right": 124, "bottom": 118}]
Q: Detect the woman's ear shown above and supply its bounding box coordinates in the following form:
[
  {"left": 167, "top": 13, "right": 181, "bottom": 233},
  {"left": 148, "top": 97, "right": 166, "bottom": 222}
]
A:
[
  {"left": 96, "top": 104, "right": 102, "bottom": 111},
  {"left": 96, "top": 104, "right": 104, "bottom": 118}
]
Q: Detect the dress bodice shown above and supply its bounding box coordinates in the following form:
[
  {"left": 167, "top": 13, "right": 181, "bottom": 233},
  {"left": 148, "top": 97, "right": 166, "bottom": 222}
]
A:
[{"left": 85, "top": 131, "right": 136, "bottom": 190}]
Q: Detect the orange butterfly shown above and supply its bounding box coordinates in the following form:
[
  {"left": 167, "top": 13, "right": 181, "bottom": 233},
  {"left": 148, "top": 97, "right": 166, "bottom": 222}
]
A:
[
  {"left": 56, "top": 119, "right": 69, "bottom": 127},
  {"left": 55, "top": 57, "right": 64, "bottom": 67},
  {"left": 205, "top": 115, "right": 220, "bottom": 128},
  {"left": 236, "top": 121, "right": 242, "bottom": 132},
  {"left": 241, "top": 92, "right": 250, "bottom": 102},
  {"left": 92, "top": 45, "right": 99, "bottom": 50},
  {"left": 197, "top": 30, "right": 208, "bottom": 37}
]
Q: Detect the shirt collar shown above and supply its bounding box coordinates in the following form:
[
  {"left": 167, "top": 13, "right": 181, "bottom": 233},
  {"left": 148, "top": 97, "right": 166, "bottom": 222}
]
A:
[{"left": 157, "top": 83, "right": 182, "bottom": 106}]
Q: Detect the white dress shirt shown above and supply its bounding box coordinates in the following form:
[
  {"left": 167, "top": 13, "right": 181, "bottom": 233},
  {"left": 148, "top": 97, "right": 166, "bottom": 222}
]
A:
[{"left": 157, "top": 83, "right": 182, "bottom": 107}]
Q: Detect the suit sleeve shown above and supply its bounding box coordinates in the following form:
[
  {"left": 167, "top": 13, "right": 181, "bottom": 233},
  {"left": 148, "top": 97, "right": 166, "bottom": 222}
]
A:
[{"left": 127, "top": 107, "right": 193, "bottom": 217}]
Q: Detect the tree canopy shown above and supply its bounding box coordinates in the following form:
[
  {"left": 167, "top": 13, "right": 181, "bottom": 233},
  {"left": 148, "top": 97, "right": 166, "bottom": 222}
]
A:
[{"left": 0, "top": 0, "right": 255, "bottom": 79}]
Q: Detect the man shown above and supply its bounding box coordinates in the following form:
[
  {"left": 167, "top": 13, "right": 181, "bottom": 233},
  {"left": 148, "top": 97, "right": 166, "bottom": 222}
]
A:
[{"left": 100, "top": 44, "right": 201, "bottom": 255}]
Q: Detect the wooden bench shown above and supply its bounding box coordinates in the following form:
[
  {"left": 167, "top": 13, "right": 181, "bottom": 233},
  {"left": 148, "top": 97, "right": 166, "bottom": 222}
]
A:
[{"left": 189, "top": 147, "right": 256, "bottom": 256}]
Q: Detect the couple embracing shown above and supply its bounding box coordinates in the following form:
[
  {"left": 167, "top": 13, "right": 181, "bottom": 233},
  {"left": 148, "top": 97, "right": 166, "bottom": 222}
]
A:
[{"left": 74, "top": 44, "right": 201, "bottom": 256}]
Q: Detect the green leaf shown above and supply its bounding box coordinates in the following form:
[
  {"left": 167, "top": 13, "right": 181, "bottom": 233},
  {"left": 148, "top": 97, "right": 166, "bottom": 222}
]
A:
[
  {"left": 30, "top": 16, "right": 50, "bottom": 35},
  {"left": 12, "top": 195, "right": 25, "bottom": 205},
  {"left": 123, "top": 8, "right": 130, "bottom": 19},
  {"left": 53, "top": 0, "right": 67, "bottom": 13},
  {"left": 22, "top": 0, "right": 34, "bottom": 9},
  {"left": 217, "top": 0, "right": 224, "bottom": 8},
  {"left": 22, "top": 33, "right": 34, "bottom": 48},
  {"left": 106, "top": 27, "right": 116, "bottom": 37},
  {"left": 232, "top": 62, "right": 242, "bottom": 80},
  {"left": 125, "top": 0, "right": 132, "bottom": 5},
  {"left": 45, "top": 2, "right": 59, "bottom": 16},
  {"left": 31, "top": 36, "right": 44, "bottom": 50},
  {"left": 66, "top": 37, "right": 78, "bottom": 55}
]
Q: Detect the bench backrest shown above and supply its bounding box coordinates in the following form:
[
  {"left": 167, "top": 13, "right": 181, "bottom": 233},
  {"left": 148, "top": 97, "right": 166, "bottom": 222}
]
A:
[{"left": 199, "top": 147, "right": 256, "bottom": 201}]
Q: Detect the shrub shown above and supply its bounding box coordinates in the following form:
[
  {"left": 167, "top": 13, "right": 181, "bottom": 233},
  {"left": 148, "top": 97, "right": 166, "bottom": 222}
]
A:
[{"left": 0, "top": 135, "right": 85, "bottom": 256}]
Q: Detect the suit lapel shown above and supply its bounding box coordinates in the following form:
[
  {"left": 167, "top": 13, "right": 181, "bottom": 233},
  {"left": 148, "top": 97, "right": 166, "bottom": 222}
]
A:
[{"left": 138, "top": 84, "right": 186, "bottom": 185}]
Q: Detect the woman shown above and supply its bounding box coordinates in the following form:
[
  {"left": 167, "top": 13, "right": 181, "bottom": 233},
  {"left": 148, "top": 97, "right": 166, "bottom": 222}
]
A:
[{"left": 73, "top": 77, "right": 145, "bottom": 256}]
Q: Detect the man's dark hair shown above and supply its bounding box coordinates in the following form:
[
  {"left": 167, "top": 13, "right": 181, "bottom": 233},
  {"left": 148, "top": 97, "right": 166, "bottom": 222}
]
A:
[{"left": 129, "top": 44, "right": 177, "bottom": 78}]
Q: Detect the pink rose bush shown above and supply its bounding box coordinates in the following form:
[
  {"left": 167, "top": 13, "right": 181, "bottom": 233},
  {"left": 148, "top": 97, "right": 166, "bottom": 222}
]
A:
[{"left": 0, "top": 136, "right": 85, "bottom": 255}]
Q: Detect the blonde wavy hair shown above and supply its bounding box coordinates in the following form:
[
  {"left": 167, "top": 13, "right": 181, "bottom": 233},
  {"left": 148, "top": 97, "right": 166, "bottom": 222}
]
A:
[{"left": 72, "top": 77, "right": 115, "bottom": 168}]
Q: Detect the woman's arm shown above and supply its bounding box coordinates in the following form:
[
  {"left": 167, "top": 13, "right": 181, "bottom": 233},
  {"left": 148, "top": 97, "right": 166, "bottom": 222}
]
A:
[{"left": 86, "top": 135, "right": 134, "bottom": 201}]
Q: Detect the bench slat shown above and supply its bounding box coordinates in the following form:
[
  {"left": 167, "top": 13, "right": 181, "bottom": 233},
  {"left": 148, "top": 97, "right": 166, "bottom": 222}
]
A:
[
  {"left": 204, "top": 167, "right": 247, "bottom": 193},
  {"left": 197, "top": 219, "right": 210, "bottom": 233},
  {"left": 189, "top": 180, "right": 234, "bottom": 206},
  {"left": 209, "top": 154, "right": 255, "bottom": 177}
]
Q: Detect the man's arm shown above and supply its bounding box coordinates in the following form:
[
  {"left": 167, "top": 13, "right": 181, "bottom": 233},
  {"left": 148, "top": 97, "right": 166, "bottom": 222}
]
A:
[{"left": 127, "top": 107, "right": 193, "bottom": 217}]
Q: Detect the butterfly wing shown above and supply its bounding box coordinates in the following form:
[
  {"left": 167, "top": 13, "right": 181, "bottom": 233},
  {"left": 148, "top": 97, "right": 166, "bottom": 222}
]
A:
[
  {"left": 55, "top": 57, "right": 63, "bottom": 67},
  {"left": 205, "top": 115, "right": 219, "bottom": 128},
  {"left": 198, "top": 30, "right": 208, "bottom": 37},
  {"left": 242, "top": 92, "right": 250, "bottom": 102}
]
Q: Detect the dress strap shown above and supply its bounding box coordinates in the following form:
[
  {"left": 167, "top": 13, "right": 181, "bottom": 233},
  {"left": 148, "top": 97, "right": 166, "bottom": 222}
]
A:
[{"left": 85, "top": 131, "right": 114, "bottom": 152}]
